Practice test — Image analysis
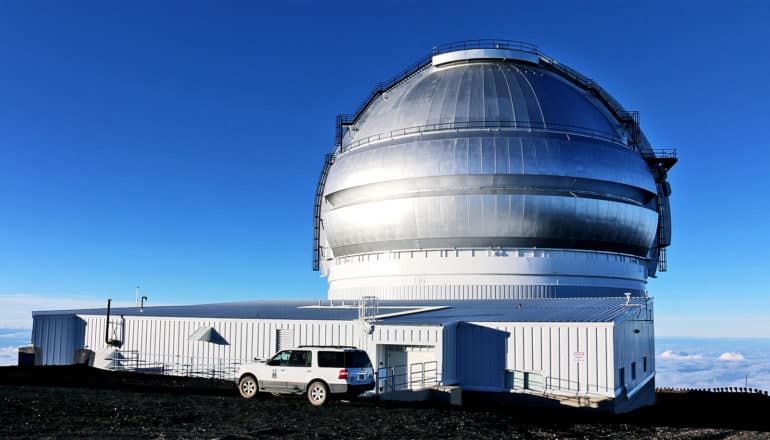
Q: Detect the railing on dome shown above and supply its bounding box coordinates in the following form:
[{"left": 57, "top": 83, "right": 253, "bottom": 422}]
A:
[{"left": 339, "top": 119, "right": 627, "bottom": 153}]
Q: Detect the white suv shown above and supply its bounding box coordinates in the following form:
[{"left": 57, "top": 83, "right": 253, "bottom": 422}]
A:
[{"left": 236, "top": 346, "right": 375, "bottom": 406}]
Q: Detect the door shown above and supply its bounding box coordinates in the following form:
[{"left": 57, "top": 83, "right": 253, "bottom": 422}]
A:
[
  {"left": 284, "top": 350, "right": 312, "bottom": 393},
  {"left": 262, "top": 350, "right": 291, "bottom": 392}
]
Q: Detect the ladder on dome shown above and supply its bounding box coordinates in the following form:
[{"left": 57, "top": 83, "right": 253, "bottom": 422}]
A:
[{"left": 312, "top": 153, "right": 335, "bottom": 271}]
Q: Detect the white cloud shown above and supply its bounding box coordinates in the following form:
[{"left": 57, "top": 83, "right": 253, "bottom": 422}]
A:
[
  {"left": 718, "top": 352, "right": 746, "bottom": 361},
  {"left": 660, "top": 350, "right": 703, "bottom": 360},
  {"left": 0, "top": 294, "right": 134, "bottom": 329},
  {"left": 0, "top": 346, "right": 18, "bottom": 366}
]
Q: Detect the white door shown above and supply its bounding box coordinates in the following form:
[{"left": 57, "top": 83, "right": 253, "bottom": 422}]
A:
[{"left": 283, "top": 350, "right": 312, "bottom": 393}]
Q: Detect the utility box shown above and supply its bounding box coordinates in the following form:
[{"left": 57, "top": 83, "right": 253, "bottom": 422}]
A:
[
  {"left": 73, "top": 348, "right": 95, "bottom": 366},
  {"left": 17, "top": 346, "right": 40, "bottom": 367}
]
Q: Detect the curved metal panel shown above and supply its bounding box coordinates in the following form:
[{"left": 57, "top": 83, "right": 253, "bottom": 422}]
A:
[
  {"left": 326, "top": 134, "right": 657, "bottom": 196},
  {"left": 432, "top": 48, "right": 540, "bottom": 66},
  {"left": 324, "top": 194, "right": 657, "bottom": 257},
  {"left": 345, "top": 62, "right": 619, "bottom": 148}
]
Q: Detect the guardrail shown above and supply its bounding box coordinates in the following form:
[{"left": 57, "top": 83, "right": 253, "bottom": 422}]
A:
[
  {"left": 105, "top": 350, "right": 246, "bottom": 381},
  {"left": 377, "top": 361, "right": 440, "bottom": 393},
  {"left": 642, "top": 148, "right": 678, "bottom": 159},
  {"left": 339, "top": 119, "right": 627, "bottom": 153},
  {"left": 658, "top": 387, "right": 769, "bottom": 395}
]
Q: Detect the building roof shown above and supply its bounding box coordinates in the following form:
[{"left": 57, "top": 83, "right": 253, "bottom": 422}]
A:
[
  {"left": 33, "top": 297, "right": 650, "bottom": 324},
  {"left": 376, "top": 298, "right": 651, "bottom": 324}
]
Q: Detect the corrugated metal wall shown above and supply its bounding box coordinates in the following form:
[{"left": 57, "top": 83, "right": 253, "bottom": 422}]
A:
[
  {"left": 78, "top": 315, "right": 360, "bottom": 377},
  {"left": 613, "top": 302, "right": 655, "bottom": 396},
  {"left": 474, "top": 321, "right": 615, "bottom": 396},
  {"left": 455, "top": 322, "right": 508, "bottom": 391},
  {"left": 31, "top": 315, "right": 86, "bottom": 365}
]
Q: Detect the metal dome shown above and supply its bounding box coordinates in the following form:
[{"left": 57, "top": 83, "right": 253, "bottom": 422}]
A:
[{"left": 313, "top": 40, "right": 675, "bottom": 301}]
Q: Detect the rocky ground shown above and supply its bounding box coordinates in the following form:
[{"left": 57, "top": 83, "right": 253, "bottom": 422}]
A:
[{"left": 1, "top": 366, "right": 769, "bottom": 439}]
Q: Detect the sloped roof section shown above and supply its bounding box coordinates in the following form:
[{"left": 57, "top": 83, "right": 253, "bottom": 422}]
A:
[{"left": 188, "top": 326, "right": 229, "bottom": 345}]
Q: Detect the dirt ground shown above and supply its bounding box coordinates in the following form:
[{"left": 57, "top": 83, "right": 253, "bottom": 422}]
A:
[{"left": 1, "top": 366, "right": 769, "bottom": 439}]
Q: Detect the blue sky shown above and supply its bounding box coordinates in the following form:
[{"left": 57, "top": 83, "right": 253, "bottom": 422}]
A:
[{"left": 1, "top": 1, "right": 769, "bottom": 336}]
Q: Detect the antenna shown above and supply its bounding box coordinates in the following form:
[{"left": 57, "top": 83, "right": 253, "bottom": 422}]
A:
[{"left": 135, "top": 286, "right": 140, "bottom": 307}]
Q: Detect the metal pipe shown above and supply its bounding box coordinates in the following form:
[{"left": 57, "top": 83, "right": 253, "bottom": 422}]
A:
[
  {"left": 105, "top": 299, "right": 112, "bottom": 344},
  {"left": 141, "top": 296, "right": 148, "bottom": 311}
]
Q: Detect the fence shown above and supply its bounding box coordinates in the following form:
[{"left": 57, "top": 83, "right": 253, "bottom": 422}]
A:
[
  {"left": 657, "top": 387, "right": 769, "bottom": 395},
  {"left": 105, "top": 350, "right": 246, "bottom": 381}
]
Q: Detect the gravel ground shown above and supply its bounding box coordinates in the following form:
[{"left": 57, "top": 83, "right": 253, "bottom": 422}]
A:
[{"left": 1, "top": 366, "right": 768, "bottom": 439}]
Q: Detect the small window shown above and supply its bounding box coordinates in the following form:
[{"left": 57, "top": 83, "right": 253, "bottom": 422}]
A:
[
  {"left": 619, "top": 367, "right": 625, "bottom": 386},
  {"left": 288, "top": 350, "right": 311, "bottom": 367},
  {"left": 631, "top": 362, "right": 637, "bottom": 381},
  {"left": 643, "top": 356, "right": 648, "bottom": 372}
]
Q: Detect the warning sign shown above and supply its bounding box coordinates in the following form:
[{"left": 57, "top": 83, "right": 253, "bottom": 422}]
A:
[{"left": 572, "top": 351, "right": 585, "bottom": 363}]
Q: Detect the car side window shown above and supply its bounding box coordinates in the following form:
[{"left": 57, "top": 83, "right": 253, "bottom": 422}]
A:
[
  {"left": 318, "top": 351, "right": 345, "bottom": 368},
  {"left": 288, "top": 350, "right": 311, "bottom": 367},
  {"left": 268, "top": 350, "right": 291, "bottom": 366}
]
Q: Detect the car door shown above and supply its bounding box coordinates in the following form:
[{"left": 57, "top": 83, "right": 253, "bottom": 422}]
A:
[
  {"left": 262, "top": 350, "right": 291, "bottom": 392},
  {"left": 284, "top": 350, "right": 312, "bottom": 392}
]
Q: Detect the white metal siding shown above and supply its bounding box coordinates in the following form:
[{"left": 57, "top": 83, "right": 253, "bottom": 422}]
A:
[
  {"left": 79, "top": 315, "right": 360, "bottom": 377},
  {"left": 474, "top": 322, "right": 615, "bottom": 396}
]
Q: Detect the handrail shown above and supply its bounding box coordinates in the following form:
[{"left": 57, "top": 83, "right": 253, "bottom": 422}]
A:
[
  {"left": 377, "top": 361, "right": 440, "bottom": 393},
  {"left": 339, "top": 119, "right": 627, "bottom": 153},
  {"left": 641, "top": 148, "right": 677, "bottom": 159}
]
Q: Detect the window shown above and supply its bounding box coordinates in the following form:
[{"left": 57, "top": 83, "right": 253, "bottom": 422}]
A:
[
  {"left": 345, "top": 351, "right": 372, "bottom": 368},
  {"left": 619, "top": 367, "right": 625, "bottom": 386},
  {"left": 268, "top": 350, "right": 291, "bottom": 366},
  {"left": 643, "top": 356, "right": 647, "bottom": 372},
  {"left": 317, "top": 351, "right": 372, "bottom": 368},
  {"left": 288, "top": 350, "right": 311, "bottom": 367},
  {"left": 318, "top": 351, "right": 345, "bottom": 368},
  {"left": 631, "top": 362, "right": 637, "bottom": 381}
]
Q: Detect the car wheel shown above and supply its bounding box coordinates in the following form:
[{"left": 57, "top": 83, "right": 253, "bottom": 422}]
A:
[
  {"left": 238, "top": 375, "right": 258, "bottom": 399},
  {"left": 307, "top": 380, "right": 329, "bottom": 406}
]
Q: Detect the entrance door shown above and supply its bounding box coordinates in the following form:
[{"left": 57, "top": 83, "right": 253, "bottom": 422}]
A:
[{"left": 380, "top": 345, "right": 435, "bottom": 391}]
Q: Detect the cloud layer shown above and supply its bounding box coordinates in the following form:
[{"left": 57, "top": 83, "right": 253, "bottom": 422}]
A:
[{"left": 656, "top": 337, "right": 770, "bottom": 391}]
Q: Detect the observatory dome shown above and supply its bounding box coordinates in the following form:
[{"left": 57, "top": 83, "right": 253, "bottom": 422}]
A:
[{"left": 314, "top": 42, "right": 674, "bottom": 301}]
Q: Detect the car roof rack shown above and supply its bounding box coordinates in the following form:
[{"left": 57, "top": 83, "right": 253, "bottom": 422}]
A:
[{"left": 296, "top": 345, "right": 359, "bottom": 350}]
